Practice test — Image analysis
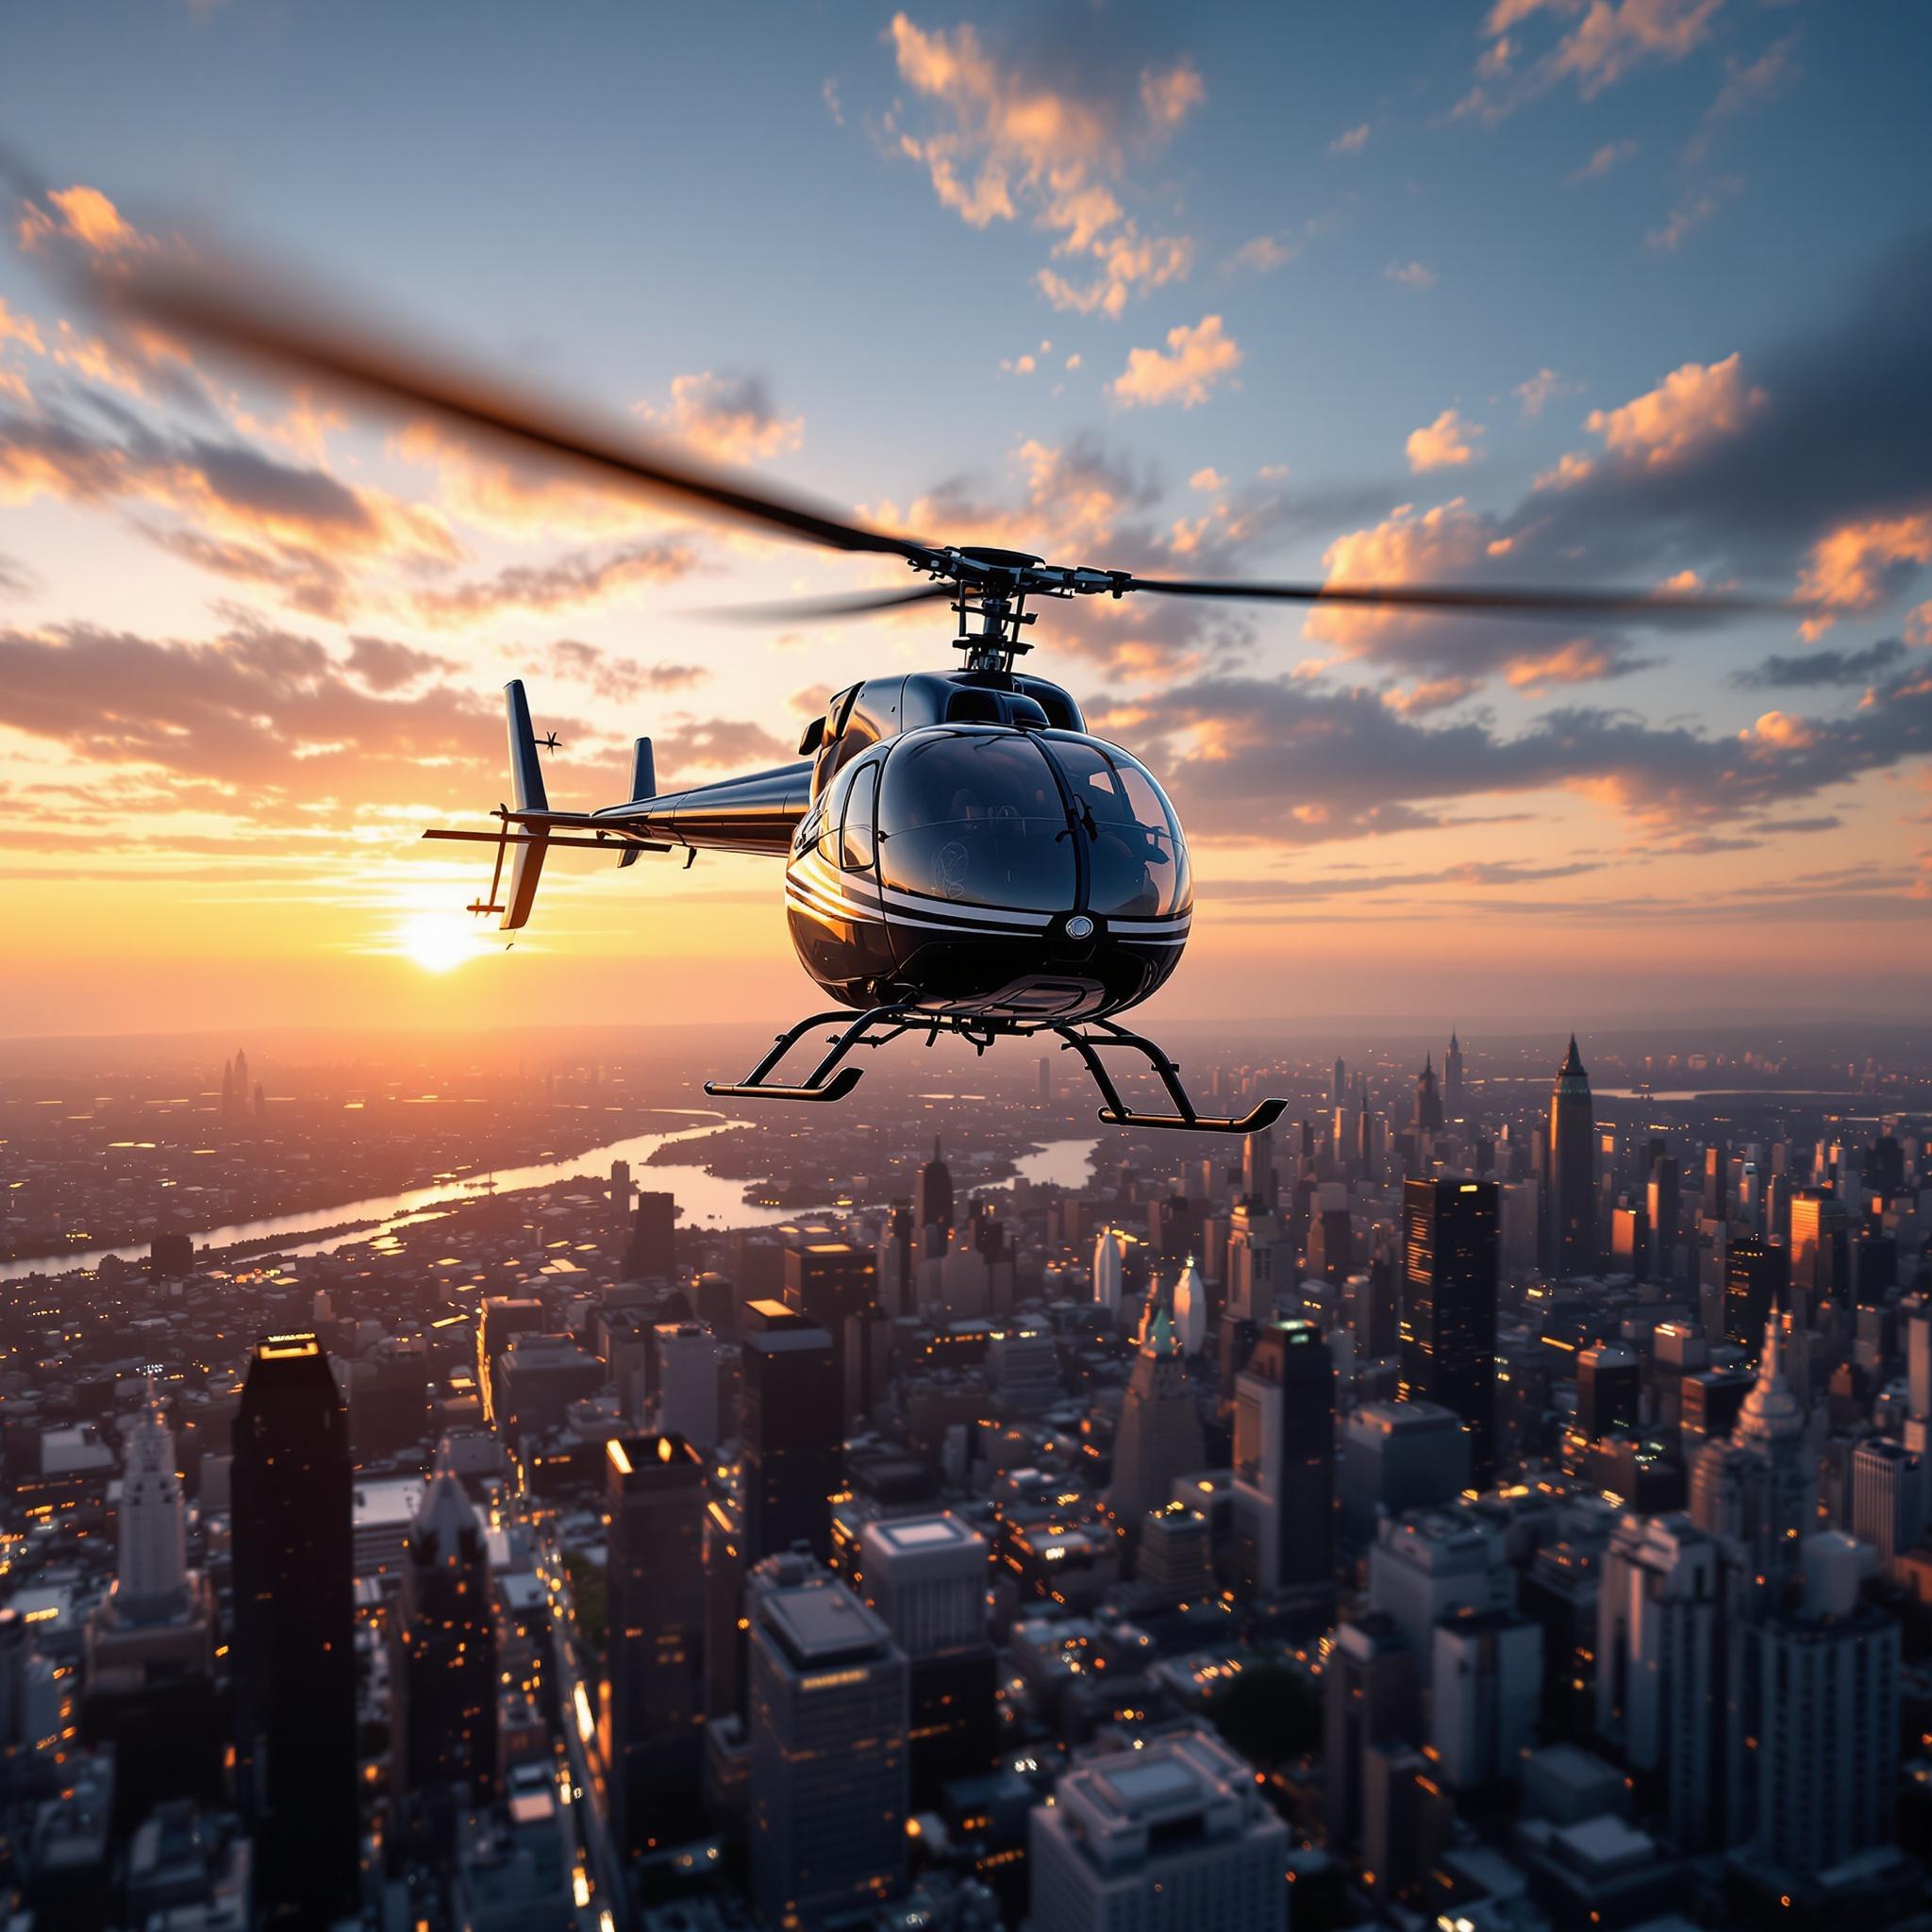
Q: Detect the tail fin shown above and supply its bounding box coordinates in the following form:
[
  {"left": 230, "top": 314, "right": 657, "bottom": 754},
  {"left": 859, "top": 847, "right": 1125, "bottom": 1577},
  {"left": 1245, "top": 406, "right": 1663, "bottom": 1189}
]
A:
[{"left": 502, "top": 680, "right": 549, "bottom": 929}]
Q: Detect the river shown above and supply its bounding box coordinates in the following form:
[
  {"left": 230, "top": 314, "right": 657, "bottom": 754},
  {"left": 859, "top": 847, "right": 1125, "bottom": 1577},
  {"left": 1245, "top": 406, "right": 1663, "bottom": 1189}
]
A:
[{"left": 1, "top": 1115, "right": 1101, "bottom": 1281}]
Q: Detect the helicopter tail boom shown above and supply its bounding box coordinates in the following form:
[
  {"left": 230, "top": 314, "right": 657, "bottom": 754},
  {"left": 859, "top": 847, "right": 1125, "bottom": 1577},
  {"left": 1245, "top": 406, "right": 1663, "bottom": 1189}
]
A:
[{"left": 500, "top": 679, "right": 552, "bottom": 928}]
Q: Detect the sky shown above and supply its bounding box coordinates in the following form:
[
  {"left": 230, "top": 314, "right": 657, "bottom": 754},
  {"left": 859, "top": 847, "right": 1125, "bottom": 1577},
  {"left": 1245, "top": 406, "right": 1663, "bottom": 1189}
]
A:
[{"left": 1, "top": 0, "right": 1929, "bottom": 1039}]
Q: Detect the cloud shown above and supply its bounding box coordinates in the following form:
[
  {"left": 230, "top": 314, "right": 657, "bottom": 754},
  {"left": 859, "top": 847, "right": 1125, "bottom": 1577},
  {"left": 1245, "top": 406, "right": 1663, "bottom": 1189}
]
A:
[
  {"left": 885, "top": 12, "right": 1202, "bottom": 318},
  {"left": 1407, "top": 408, "right": 1484, "bottom": 474},
  {"left": 1734, "top": 639, "right": 1910, "bottom": 690},
  {"left": 547, "top": 639, "right": 708, "bottom": 702},
  {"left": 1567, "top": 139, "right": 1636, "bottom": 183},
  {"left": 1687, "top": 33, "right": 1797, "bottom": 165},
  {"left": 1514, "top": 367, "right": 1578, "bottom": 418},
  {"left": 1583, "top": 351, "right": 1765, "bottom": 467},
  {"left": 1227, "top": 233, "right": 1298, "bottom": 275},
  {"left": 1329, "top": 124, "right": 1371, "bottom": 156},
  {"left": 16, "top": 183, "right": 149, "bottom": 257},
  {"left": 1460, "top": 0, "right": 1724, "bottom": 122},
  {"left": 635, "top": 370, "right": 803, "bottom": 465},
  {"left": 1109, "top": 315, "right": 1241, "bottom": 409},
  {"left": 1385, "top": 261, "right": 1436, "bottom": 291},
  {"left": 0, "top": 552, "right": 38, "bottom": 597},
  {"left": 1794, "top": 513, "right": 1932, "bottom": 629},
  {"left": 0, "top": 295, "right": 46, "bottom": 358},
  {"left": 650, "top": 717, "right": 791, "bottom": 770},
  {"left": 1646, "top": 175, "right": 1740, "bottom": 251},
  {"left": 409, "top": 538, "right": 698, "bottom": 628},
  {"left": 346, "top": 634, "right": 457, "bottom": 691}
]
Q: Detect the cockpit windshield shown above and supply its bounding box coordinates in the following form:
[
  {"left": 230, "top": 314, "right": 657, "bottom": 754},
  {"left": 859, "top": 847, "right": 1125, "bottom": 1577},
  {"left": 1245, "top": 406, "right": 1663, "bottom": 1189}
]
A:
[
  {"left": 1046, "top": 735, "right": 1191, "bottom": 918},
  {"left": 876, "top": 729, "right": 1074, "bottom": 912}
]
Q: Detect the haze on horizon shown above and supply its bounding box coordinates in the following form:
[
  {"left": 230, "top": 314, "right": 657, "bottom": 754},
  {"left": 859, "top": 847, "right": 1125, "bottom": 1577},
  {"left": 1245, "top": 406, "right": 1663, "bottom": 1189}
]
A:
[{"left": 1, "top": 1, "right": 1928, "bottom": 1039}]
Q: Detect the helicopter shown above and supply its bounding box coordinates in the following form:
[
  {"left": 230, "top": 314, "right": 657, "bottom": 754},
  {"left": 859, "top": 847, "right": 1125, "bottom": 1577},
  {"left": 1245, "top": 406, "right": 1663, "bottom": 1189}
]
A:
[{"left": 119, "top": 268, "right": 1790, "bottom": 1134}]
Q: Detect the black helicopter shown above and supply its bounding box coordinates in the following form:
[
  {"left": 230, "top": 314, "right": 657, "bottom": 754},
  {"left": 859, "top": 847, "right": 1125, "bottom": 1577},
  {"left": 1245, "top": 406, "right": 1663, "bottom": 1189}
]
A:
[{"left": 121, "top": 270, "right": 1787, "bottom": 1133}]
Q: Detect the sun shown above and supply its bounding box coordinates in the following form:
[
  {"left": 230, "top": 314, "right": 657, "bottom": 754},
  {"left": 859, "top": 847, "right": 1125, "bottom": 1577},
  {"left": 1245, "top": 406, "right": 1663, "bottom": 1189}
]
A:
[{"left": 396, "top": 910, "right": 491, "bottom": 974}]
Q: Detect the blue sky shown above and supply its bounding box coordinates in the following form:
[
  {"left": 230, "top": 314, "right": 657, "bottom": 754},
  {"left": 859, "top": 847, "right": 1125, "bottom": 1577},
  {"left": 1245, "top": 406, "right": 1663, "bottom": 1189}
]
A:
[{"left": 1, "top": 0, "right": 1928, "bottom": 1032}]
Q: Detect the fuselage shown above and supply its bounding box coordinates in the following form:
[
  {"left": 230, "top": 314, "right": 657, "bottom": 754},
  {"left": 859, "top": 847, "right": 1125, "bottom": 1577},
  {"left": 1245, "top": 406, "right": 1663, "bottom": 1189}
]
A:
[{"left": 590, "top": 669, "right": 1192, "bottom": 1023}]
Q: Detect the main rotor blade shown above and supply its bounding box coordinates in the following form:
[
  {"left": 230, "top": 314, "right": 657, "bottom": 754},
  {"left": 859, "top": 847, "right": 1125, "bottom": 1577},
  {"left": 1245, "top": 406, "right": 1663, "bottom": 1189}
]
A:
[
  {"left": 700, "top": 584, "right": 963, "bottom": 624},
  {"left": 117, "top": 266, "right": 932, "bottom": 562},
  {"left": 1124, "top": 575, "right": 1794, "bottom": 620}
]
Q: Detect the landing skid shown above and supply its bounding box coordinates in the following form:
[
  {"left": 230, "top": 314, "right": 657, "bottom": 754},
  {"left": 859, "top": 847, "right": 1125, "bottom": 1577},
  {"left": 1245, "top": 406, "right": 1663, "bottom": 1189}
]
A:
[{"left": 704, "top": 1006, "right": 1288, "bottom": 1135}]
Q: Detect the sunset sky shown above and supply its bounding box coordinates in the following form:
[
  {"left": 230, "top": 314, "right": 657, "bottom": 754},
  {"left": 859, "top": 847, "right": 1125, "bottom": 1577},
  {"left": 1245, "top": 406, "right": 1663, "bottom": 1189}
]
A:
[{"left": 2, "top": 0, "right": 1928, "bottom": 1038}]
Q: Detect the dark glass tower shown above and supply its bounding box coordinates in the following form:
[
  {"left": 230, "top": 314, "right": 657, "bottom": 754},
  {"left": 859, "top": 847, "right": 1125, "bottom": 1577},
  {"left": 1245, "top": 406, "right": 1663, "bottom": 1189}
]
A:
[
  {"left": 1400, "top": 1179, "right": 1501, "bottom": 1486},
  {"left": 1724, "top": 1234, "right": 1790, "bottom": 1350},
  {"left": 914, "top": 1136, "right": 954, "bottom": 1258},
  {"left": 783, "top": 1241, "right": 881, "bottom": 1426},
  {"left": 607, "top": 1435, "right": 707, "bottom": 1852},
  {"left": 231, "top": 1333, "right": 357, "bottom": 1923},
  {"left": 740, "top": 1300, "right": 841, "bottom": 1562},
  {"left": 1443, "top": 1029, "right": 1465, "bottom": 1122},
  {"left": 1415, "top": 1056, "right": 1444, "bottom": 1136},
  {"left": 1544, "top": 1035, "right": 1597, "bottom": 1278},
  {"left": 392, "top": 1455, "right": 496, "bottom": 1828},
  {"left": 1232, "top": 1318, "right": 1337, "bottom": 1616}
]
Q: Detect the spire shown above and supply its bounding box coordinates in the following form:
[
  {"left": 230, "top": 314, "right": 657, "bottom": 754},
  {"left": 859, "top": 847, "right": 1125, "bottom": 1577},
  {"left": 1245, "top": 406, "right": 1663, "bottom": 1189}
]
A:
[
  {"left": 410, "top": 1442, "right": 485, "bottom": 1565},
  {"left": 1737, "top": 1313, "right": 1804, "bottom": 1444},
  {"left": 1450, "top": 1026, "right": 1459, "bottom": 1050},
  {"left": 932, "top": 1134, "right": 942, "bottom": 1162},
  {"left": 1424, "top": 1053, "right": 1434, "bottom": 1075},
  {"left": 1559, "top": 1034, "right": 1586, "bottom": 1077}
]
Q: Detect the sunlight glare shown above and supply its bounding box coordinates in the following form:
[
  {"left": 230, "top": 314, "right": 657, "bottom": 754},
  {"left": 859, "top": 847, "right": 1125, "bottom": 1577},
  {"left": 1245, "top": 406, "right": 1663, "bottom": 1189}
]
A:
[{"left": 396, "top": 910, "right": 491, "bottom": 974}]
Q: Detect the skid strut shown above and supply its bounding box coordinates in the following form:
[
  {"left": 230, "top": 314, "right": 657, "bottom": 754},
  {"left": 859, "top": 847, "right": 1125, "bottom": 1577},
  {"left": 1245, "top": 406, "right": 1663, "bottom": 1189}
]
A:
[{"left": 705, "top": 1006, "right": 1286, "bottom": 1134}]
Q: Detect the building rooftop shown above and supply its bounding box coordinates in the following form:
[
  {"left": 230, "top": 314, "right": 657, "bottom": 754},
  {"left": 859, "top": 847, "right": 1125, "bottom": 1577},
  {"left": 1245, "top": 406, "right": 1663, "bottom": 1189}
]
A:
[{"left": 760, "top": 1574, "right": 891, "bottom": 1668}]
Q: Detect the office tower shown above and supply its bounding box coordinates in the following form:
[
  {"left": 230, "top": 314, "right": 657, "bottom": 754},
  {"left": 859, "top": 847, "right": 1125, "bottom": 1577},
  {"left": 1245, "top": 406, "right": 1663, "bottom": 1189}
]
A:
[
  {"left": 1400, "top": 1178, "right": 1500, "bottom": 1486},
  {"left": 1091, "top": 1227, "right": 1126, "bottom": 1313},
  {"left": 1231, "top": 1319, "right": 1335, "bottom": 1612},
  {"left": 1852, "top": 1231, "right": 1897, "bottom": 1305},
  {"left": 1789, "top": 1187, "right": 1848, "bottom": 1307},
  {"left": 1431, "top": 1609, "right": 1541, "bottom": 1790},
  {"left": 1241, "top": 1123, "right": 1278, "bottom": 1211},
  {"left": 607, "top": 1436, "right": 707, "bottom": 1850},
  {"left": 1646, "top": 1155, "right": 1680, "bottom": 1282},
  {"left": 741, "top": 1299, "right": 841, "bottom": 1562},
  {"left": 746, "top": 1552, "right": 909, "bottom": 1928},
  {"left": 491, "top": 1332, "right": 605, "bottom": 1450},
  {"left": 1038, "top": 1054, "right": 1052, "bottom": 1103},
  {"left": 915, "top": 1135, "right": 955, "bottom": 1258},
  {"left": 1594, "top": 1514, "right": 1723, "bottom": 1850},
  {"left": 703, "top": 1484, "right": 748, "bottom": 1720},
  {"left": 1723, "top": 1234, "right": 1789, "bottom": 1351},
  {"left": 1906, "top": 1294, "right": 1932, "bottom": 1470},
  {"left": 654, "top": 1322, "right": 731, "bottom": 1448},
  {"left": 1575, "top": 1341, "right": 1641, "bottom": 1440},
  {"left": 1543, "top": 1035, "right": 1597, "bottom": 1277},
  {"left": 861, "top": 1514, "right": 996, "bottom": 1805},
  {"left": 1850, "top": 1437, "right": 1925, "bottom": 1581},
  {"left": 623, "top": 1190, "right": 678, "bottom": 1281},
  {"left": 1324, "top": 1612, "right": 1417, "bottom": 1851},
  {"left": 1734, "top": 1604, "right": 1900, "bottom": 1896},
  {"left": 476, "top": 1296, "right": 544, "bottom": 1427},
  {"left": 1108, "top": 1297, "right": 1207, "bottom": 1543},
  {"left": 610, "top": 1157, "right": 632, "bottom": 1232},
  {"left": 878, "top": 1200, "right": 915, "bottom": 1319},
  {"left": 784, "top": 1239, "right": 880, "bottom": 1424},
  {"left": 1344, "top": 1262, "right": 1399, "bottom": 1360},
  {"left": 231, "top": 1334, "right": 357, "bottom": 1918},
  {"left": 1608, "top": 1200, "right": 1650, "bottom": 1280},
  {"left": 1137, "top": 1502, "right": 1216, "bottom": 1602},
  {"left": 1444, "top": 1028, "right": 1465, "bottom": 1120},
  {"left": 1171, "top": 1256, "right": 1208, "bottom": 1356},
  {"left": 1339, "top": 1401, "right": 1472, "bottom": 1547},
  {"left": 1366, "top": 1508, "right": 1511, "bottom": 1687},
  {"left": 1029, "top": 1725, "right": 1288, "bottom": 1932},
  {"left": 1332, "top": 1056, "right": 1347, "bottom": 1108},
  {"left": 392, "top": 1451, "right": 496, "bottom": 1822},
  {"left": 1414, "top": 1055, "right": 1444, "bottom": 1137},
  {"left": 1730, "top": 1318, "right": 1816, "bottom": 1598},
  {"left": 988, "top": 1323, "right": 1059, "bottom": 1417},
  {"left": 1224, "top": 1199, "right": 1284, "bottom": 1324}
]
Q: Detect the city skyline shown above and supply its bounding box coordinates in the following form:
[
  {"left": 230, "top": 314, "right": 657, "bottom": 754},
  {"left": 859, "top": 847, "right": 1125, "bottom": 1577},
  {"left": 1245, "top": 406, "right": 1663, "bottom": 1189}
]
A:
[{"left": 2, "top": 3, "right": 1930, "bottom": 1036}]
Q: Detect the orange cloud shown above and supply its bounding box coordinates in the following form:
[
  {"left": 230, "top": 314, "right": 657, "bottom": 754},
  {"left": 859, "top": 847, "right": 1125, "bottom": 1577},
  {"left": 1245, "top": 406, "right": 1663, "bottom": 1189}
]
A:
[
  {"left": 17, "top": 183, "right": 149, "bottom": 255},
  {"left": 1906, "top": 600, "right": 1932, "bottom": 648},
  {"left": 0, "top": 297, "right": 45, "bottom": 358},
  {"left": 1109, "top": 315, "right": 1241, "bottom": 409},
  {"left": 1407, "top": 408, "right": 1483, "bottom": 474},
  {"left": 635, "top": 370, "right": 804, "bottom": 465},
  {"left": 1463, "top": 0, "right": 1723, "bottom": 118},
  {"left": 1795, "top": 512, "right": 1932, "bottom": 633},
  {"left": 1504, "top": 639, "right": 1631, "bottom": 692},
  {"left": 1584, "top": 351, "right": 1765, "bottom": 468},
  {"left": 1307, "top": 499, "right": 1490, "bottom": 649}
]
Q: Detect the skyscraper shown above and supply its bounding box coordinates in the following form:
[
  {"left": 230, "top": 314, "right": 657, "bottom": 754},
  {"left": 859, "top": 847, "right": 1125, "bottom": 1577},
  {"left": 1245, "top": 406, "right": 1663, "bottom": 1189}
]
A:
[
  {"left": 1543, "top": 1036, "right": 1596, "bottom": 1278},
  {"left": 1724, "top": 1235, "right": 1790, "bottom": 1352},
  {"left": 740, "top": 1299, "right": 841, "bottom": 1562},
  {"left": 392, "top": 1449, "right": 496, "bottom": 1824},
  {"left": 784, "top": 1239, "right": 882, "bottom": 1425},
  {"left": 1443, "top": 1028, "right": 1465, "bottom": 1121},
  {"left": 1241, "top": 1124, "right": 1278, "bottom": 1211},
  {"left": 1108, "top": 1296, "right": 1207, "bottom": 1544},
  {"left": 1231, "top": 1319, "right": 1336, "bottom": 1615},
  {"left": 1415, "top": 1055, "right": 1444, "bottom": 1137},
  {"left": 915, "top": 1135, "right": 954, "bottom": 1258},
  {"left": 606, "top": 1435, "right": 707, "bottom": 1851},
  {"left": 622, "top": 1190, "right": 678, "bottom": 1281},
  {"left": 1400, "top": 1178, "right": 1500, "bottom": 1487},
  {"left": 231, "top": 1333, "right": 357, "bottom": 1920},
  {"left": 746, "top": 1552, "right": 909, "bottom": 1928}
]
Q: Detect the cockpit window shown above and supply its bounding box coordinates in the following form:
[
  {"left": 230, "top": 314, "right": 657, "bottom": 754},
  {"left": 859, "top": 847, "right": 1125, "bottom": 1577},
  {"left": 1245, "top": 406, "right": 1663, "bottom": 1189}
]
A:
[
  {"left": 876, "top": 729, "right": 1074, "bottom": 912},
  {"left": 1045, "top": 737, "right": 1191, "bottom": 917}
]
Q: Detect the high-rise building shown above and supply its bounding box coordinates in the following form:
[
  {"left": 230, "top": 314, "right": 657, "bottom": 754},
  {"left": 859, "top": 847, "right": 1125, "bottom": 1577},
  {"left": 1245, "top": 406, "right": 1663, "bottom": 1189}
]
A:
[
  {"left": 740, "top": 1299, "right": 841, "bottom": 1562},
  {"left": 1576, "top": 1341, "right": 1641, "bottom": 1440},
  {"left": 1241, "top": 1124, "right": 1278, "bottom": 1212},
  {"left": 1108, "top": 1296, "right": 1207, "bottom": 1547},
  {"left": 784, "top": 1240, "right": 880, "bottom": 1424},
  {"left": 606, "top": 1435, "right": 707, "bottom": 1850},
  {"left": 860, "top": 1513, "right": 996, "bottom": 1805},
  {"left": 1231, "top": 1319, "right": 1335, "bottom": 1614},
  {"left": 1414, "top": 1055, "right": 1444, "bottom": 1137},
  {"left": 1594, "top": 1513, "right": 1722, "bottom": 1850},
  {"left": 915, "top": 1136, "right": 955, "bottom": 1258},
  {"left": 1788, "top": 1187, "right": 1848, "bottom": 1307},
  {"left": 1339, "top": 1401, "right": 1472, "bottom": 1549},
  {"left": 1366, "top": 1507, "right": 1511, "bottom": 1688},
  {"left": 1029, "top": 1725, "right": 1288, "bottom": 1932},
  {"left": 1224, "top": 1200, "right": 1285, "bottom": 1325},
  {"left": 230, "top": 1333, "right": 357, "bottom": 1918},
  {"left": 1722, "top": 1234, "right": 1789, "bottom": 1353},
  {"left": 1332, "top": 1056, "right": 1347, "bottom": 1108},
  {"left": 1324, "top": 1612, "right": 1417, "bottom": 1852},
  {"left": 1647, "top": 1153, "right": 1681, "bottom": 1280},
  {"left": 1544, "top": 1036, "right": 1597, "bottom": 1278},
  {"left": 623, "top": 1190, "right": 678, "bottom": 1281},
  {"left": 1850, "top": 1437, "right": 1925, "bottom": 1582},
  {"left": 1443, "top": 1028, "right": 1465, "bottom": 1121},
  {"left": 1400, "top": 1178, "right": 1500, "bottom": 1486},
  {"left": 746, "top": 1552, "right": 909, "bottom": 1928},
  {"left": 476, "top": 1296, "right": 544, "bottom": 1427},
  {"left": 610, "top": 1158, "right": 632, "bottom": 1233},
  {"left": 1431, "top": 1608, "right": 1541, "bottom": 1790},
  {"left": 1092, "top": 1227, "right": 1126, "bottom": 1313},
  {"left": 392, "top": 1449, "right": 496, "bottom": 1821}
]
